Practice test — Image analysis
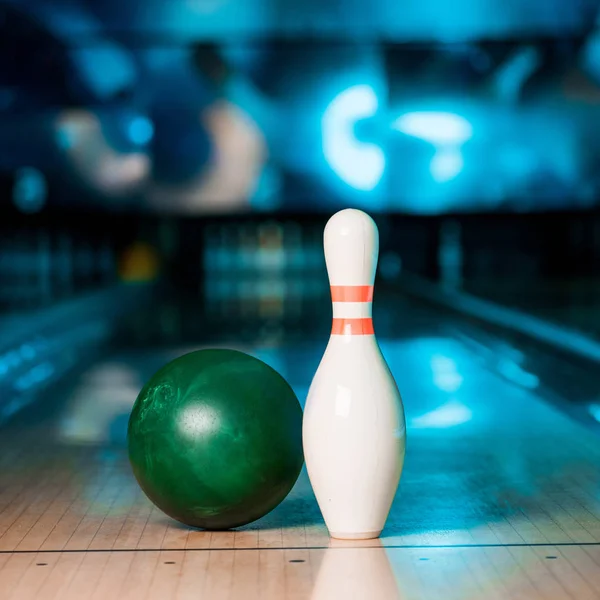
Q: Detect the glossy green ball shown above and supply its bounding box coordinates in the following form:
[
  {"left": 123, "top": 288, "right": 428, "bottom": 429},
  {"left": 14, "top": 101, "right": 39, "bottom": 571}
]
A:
[{"left": 128, "top": 349, "right": 304, "bottom": 530}]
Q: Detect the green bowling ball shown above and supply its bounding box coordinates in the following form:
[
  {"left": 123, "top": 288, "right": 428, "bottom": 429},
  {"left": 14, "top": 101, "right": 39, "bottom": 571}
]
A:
[{"left": 128, "top": 349, "right": 304, "bottom": 530}]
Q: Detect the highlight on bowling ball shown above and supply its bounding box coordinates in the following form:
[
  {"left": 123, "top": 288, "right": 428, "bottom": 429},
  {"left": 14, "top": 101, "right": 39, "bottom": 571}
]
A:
[{"left": 127, "top": 349, "right": 304, "bottom": 530}]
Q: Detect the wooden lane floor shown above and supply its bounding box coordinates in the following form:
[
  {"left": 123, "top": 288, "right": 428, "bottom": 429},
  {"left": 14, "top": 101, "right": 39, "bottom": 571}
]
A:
[
  {"left": 2, "top": 545, "right": 600, "bottom": 599},
  {"left": 1, "top": 323, "right": 600, "bottom": 597}
]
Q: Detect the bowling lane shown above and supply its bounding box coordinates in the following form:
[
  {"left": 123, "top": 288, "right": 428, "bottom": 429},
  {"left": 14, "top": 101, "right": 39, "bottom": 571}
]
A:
[
  {"left": 1, "top": 292, "right": 600, "bottom": 560},
  {"left": 5, "top": 545, "right": 600, "bottom": 600}
]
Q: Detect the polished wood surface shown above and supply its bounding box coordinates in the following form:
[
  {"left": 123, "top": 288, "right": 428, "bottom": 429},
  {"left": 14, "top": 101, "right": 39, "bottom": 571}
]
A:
[{"left": 1, "top": 322, "right": 600, "bottom": 598}]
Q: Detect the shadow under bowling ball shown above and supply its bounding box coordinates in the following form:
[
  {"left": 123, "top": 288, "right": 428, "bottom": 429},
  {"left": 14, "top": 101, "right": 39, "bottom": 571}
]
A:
[{"left": 248, "top": 493, "right": 325, "bottom": 529}]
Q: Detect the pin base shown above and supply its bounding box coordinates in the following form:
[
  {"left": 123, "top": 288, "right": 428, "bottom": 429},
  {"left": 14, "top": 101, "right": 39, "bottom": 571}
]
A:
[{"left": 329, "top": 531, "right": 382, "bottom": 540}]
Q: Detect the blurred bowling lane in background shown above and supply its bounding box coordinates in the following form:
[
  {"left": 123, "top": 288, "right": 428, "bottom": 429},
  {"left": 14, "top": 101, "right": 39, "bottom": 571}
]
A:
[{"left": 2, "top": 212, "right": 595, "bottom": 454}]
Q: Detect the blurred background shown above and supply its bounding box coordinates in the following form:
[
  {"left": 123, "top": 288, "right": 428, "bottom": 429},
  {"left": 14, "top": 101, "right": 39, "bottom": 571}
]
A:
[{"left": 1, "top": 0, "right": 600, "bottom": 443}]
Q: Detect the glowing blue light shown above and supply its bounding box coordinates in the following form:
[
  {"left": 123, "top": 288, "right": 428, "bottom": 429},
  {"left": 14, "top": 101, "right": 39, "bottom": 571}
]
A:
[
  {"left": 71, "top": 45, "right": 137, "bottom": 100},
  {"left": 14, "top": 363, "right": 55, "bottom": 391},
  {"left": 56, "top": 120, "right": 79, "bottom": 150},
  {"left": 410, "top": 400, "right": 472, "bottom": 429},
  {"left": 497, "top": 359, "right": 539, "bottom": 389},
  {"left": 13, "top": 167, "right": 47, "bottom": 213},
  {"left": 392, "top": 112, "right": 472, "bottom": 145},
  {"left": 128, "top": 116, "right": 154, "bottom": 146},
  {"left": 430, "top": 354, "right": 463, "bottom": 393},
  {"left": 322, "top": 85, "right": 384, "bottom": 191},
  {"left": 430, "top": 149, "right": 464, "bottom": 183}
]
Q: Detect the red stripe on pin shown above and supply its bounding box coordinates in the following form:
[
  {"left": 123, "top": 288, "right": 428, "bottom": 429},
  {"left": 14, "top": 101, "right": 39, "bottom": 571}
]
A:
[
  {"left": 330, "top": 286, "right": 374, "bottom": 302},
  {"left": 331, "top": 318, "right": 375, "bottom": 335}
]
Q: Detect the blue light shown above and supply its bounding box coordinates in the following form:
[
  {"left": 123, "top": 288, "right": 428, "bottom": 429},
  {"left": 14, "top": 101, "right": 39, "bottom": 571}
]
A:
[
  {"left": 128, "top": 116, "right": 154, "bottom": 146},
  {"left": 71, "top": 45, "right": 137, "bottom": 100},
  {"left": 13, "top": 167, "right": 47, "bottom": 213},
  {"left": 430, "top": 149, "right": 464, "bottom": 183},
  {"left": 410, "top": 400, "right": 472, "bottom": 429},
  {"left": 322, "top": 85, "right": 384, "bottom": 192},
  {"left": 430, "top": 354, "right": 463, "bottom": 393},
  {"left": 497, "top": 359, "right": 539, "bottom": 389},
  {"left": 393, "top": 112, "right": 472, "bottom": 145},
  {"left": 14, "top": 363, "right": 55, "bottom": 392}
]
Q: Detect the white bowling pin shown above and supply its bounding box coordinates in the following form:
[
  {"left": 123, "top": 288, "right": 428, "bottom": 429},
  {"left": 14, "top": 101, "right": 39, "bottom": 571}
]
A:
[{"left": 303, "top": 208, "right": 406, "bottom": 540}]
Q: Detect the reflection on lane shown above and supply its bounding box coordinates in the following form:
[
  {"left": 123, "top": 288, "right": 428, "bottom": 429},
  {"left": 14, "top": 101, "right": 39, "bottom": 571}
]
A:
[
  {"left": 58, "top": 361, "right": 145, "bottom": 445},
  {"left": 311, "top": 543, "right": 401, "bottom": 599},
  {"left": 310, "top": 543, "right": 595, "bottom": 600},
  {"left": 58, "top": 362, "right": 142, "bottom": 444},
  {"left": 53, "top": 330, "right": 595, "bottom": 447}
]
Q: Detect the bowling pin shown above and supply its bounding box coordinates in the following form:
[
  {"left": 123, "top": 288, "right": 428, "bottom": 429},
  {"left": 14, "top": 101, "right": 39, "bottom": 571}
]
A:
[{"left": 303, "top": 208, "right": 406, "bottom": 540}]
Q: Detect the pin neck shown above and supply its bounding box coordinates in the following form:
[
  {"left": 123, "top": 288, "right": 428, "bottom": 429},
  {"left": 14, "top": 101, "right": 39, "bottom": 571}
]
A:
[
  {"left": 330, "top": 285, "right": 375, "bottom": 336},
  {"left": 330, "top": 286, "right": 373, "bottom": 302},
  {"left": 331, "top": 318, "right": 374, "bottom": 336}
]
